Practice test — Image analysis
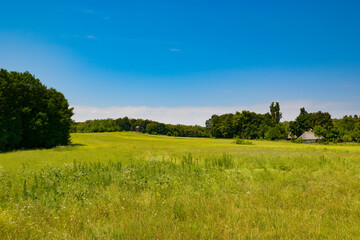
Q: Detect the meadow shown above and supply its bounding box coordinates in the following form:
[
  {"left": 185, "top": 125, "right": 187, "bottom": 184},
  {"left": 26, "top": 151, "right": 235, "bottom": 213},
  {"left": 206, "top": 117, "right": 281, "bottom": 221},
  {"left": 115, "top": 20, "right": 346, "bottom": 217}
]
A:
[{"left": 1, "top": 132, "right": 360, "bottom": 239}]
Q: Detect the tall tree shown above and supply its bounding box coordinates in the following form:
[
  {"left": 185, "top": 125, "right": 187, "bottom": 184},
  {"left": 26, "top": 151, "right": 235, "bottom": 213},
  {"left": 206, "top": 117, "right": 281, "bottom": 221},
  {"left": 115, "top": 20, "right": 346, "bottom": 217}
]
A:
[
  {"left": 289, "top": 108, "right": 310, "bottom": 137},
  {"left": 270, "top": 102, "right": 282, "bottom": 123}
]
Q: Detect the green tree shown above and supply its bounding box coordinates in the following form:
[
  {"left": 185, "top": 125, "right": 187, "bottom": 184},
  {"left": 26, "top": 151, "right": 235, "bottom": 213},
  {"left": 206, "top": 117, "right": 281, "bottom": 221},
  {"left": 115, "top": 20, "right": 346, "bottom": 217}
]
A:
[
  {"left": 270, "top": 102, "right": 282, "bottom": 124},
  {"left": 313, "top": 125, "right": 339, "bottom": 142},
  {"left": 0, "top": 69, "right": 73, "bottom": 151},
  {"left": 205, "top": 115, "right": 223, "bottom": 138},
  {"left": 290, "top": 108, "right": 310, "bottom": 137},
  {"left": 0, "top": 69, "right": 23, "bottom": 150},
  {"left": 265, "top": 123, "right": 287, "bottom": 140},
  {"left": 146, "top": 122, "right": 166, "bottom": 135}
]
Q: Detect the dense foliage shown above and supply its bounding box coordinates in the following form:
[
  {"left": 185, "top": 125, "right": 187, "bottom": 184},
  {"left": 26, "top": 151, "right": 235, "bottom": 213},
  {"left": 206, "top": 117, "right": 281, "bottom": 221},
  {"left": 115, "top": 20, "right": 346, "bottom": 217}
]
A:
[
  {"left": 0, "top": 69, "right": 73, "bottom": 151},
  {"left": 289, "top": 108, "right": 333, "bottom": 137},
  {"left": 205, "top": 102, "right": 287, "bottom": 140},
  {"left": 333, "top": 115, "right": 360, "bottom": 142},
  {"left": 289, "top": 108, "right": 360, "bottom": 143},
  {"left": 71, "top": 117, "right": 208, "bottom": 138}
]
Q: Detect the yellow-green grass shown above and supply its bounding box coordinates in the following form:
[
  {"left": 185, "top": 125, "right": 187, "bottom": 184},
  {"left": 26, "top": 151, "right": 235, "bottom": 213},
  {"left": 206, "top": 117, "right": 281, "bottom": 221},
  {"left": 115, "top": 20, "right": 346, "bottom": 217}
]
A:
[{"left": 1, "top": 132, "right": 360, "bottom": 239}]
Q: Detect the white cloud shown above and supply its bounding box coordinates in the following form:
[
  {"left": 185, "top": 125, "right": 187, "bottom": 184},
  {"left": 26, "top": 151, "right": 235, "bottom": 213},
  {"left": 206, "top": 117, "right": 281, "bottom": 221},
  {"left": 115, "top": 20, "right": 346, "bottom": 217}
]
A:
[
  {"left": 87, "top": 35, "right": 96, "bottom": 39},
  {"left": 83, "top": 9, "right": 95, "bottom": 14},
  {"left": 72, "top": 100, "right": 360, "bottom": 126},
  {"left": 169, "top": 48, "right": 180, "bottom": 52}
]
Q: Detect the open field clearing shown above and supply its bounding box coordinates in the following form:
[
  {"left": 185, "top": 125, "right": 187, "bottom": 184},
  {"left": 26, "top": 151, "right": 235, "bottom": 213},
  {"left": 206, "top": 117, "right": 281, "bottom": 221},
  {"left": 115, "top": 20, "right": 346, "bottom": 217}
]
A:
[{"left": 1, "top": 132, "right": 360, "bottom": 239}]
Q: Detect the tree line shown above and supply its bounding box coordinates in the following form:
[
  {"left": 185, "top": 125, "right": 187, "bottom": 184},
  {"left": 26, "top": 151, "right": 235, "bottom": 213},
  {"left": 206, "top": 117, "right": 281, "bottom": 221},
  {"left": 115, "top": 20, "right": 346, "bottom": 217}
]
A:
[
  {"left": 0, "top": 69, "right": 73, "bottom": 151},
  {"left": 72, "top": 102, "right": 287, "bottom": 140},
  {"left": 71, "top": 102, "right": 360, "bottom": 143},
  {"left": 71, "top": 118, "right": 208, "bottom": 138},
  {"left": 205, "top": 102, "right": 288, "bottom": 140},
  {"left": 289, "top": 108, "right": 360, "bottom": 143},
  {"left": 1, "top": 68, "right": 359, "bottom": 152}
]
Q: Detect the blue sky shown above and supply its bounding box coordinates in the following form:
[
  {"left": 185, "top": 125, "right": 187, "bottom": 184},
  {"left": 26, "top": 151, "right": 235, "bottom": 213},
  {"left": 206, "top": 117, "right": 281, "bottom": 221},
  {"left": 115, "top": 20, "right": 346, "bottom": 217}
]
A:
[{"left": 1, "top": 0, "right": 360, "bottom": 124}]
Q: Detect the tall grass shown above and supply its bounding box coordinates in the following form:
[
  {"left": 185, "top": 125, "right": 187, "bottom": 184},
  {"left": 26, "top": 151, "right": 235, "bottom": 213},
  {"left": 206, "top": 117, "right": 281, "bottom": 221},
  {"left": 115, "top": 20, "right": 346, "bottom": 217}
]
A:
[{"left": 0, "top": 132, "right": 360, "bottom": 239}]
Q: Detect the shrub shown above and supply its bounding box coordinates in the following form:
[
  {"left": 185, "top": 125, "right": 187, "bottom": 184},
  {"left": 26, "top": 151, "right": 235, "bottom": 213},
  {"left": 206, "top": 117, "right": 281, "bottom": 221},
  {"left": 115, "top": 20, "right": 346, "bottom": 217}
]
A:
[
  {"left": 264, "top": 124, "right": 287, "bottom": 140},
  {"left": 341, "top": 134, "right": 353, "bottom": 143},
  {"left": 234, "top": 137, "right": 253, "bottom": 145}
]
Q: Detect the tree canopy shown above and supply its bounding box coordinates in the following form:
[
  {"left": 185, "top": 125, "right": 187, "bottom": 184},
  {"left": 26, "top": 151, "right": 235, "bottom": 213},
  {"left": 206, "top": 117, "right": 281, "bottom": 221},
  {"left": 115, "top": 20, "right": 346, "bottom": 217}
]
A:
[
  {"left": 0, "top": 69, "right": 73, "bottom": 151},
  {"left": 270, "top": 102, "right": 282, "bottom": 124},
  {"left": 72, "top": 117, "right": 208, "bottom": 138},
  {"left": 205, "top": 103, "right": 286, "bottom": 140},
  {"left": 289, "top": 108, "right": 333, "bottom": 137}
]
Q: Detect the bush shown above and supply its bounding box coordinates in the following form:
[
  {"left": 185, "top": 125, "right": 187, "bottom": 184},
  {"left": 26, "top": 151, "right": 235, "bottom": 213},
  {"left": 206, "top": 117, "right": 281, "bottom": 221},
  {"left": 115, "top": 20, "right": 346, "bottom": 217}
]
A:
[
  {"left": 341, "top": 135, "right": 353, "bottom": 143},
  {"left": 264, "top": 124, "right": 287, "bottom": 140},
  {"left": 234, "top": 137, "right": 253, "bottom": 145}
]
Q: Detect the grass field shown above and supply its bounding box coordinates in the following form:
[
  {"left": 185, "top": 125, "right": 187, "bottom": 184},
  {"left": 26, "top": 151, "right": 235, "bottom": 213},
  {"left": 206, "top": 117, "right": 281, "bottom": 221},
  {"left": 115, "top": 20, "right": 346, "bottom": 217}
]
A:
[{"left": 1, "top": 132, "right": 360, "bottom": 239}]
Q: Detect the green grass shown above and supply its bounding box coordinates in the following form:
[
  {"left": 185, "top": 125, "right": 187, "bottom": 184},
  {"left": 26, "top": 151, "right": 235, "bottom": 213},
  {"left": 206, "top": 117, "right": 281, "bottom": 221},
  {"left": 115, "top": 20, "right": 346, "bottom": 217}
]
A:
[{"left": 1, "top": 132, "right": 360, "bottom": 239}]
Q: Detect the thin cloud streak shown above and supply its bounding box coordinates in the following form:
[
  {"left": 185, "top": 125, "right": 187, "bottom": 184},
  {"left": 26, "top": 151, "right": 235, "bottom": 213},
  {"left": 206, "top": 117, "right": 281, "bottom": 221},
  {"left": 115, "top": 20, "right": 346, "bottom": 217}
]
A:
[
  {"left": 72, "top": 100, "right": 360, "bottom": 126},
  {"left": 83, "top": 9, "right": 95, "bottom": 14}
]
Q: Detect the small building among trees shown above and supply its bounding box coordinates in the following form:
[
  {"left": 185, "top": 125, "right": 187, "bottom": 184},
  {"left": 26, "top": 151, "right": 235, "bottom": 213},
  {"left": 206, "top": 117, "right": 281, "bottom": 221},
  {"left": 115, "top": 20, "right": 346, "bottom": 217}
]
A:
[
  {"left": 135, "top": 126, "right": 142, "bottom": 132},
  {"left": 299, "top": 129, "right": 323, "bottom": 143}
]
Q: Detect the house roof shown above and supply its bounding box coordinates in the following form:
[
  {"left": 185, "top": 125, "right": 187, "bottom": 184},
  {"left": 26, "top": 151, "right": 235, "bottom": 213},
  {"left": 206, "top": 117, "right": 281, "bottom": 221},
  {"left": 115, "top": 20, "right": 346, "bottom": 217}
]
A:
[{"left": 300, "top": 130, "right": 322, "bottom": 140}]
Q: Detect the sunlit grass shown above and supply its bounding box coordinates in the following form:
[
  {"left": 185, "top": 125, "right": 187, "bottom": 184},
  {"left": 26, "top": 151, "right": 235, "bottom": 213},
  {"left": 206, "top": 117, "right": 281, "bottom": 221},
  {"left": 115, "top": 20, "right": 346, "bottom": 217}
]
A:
[{"left": 1, "top": 132, "right": 360, "bottom": 239}]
